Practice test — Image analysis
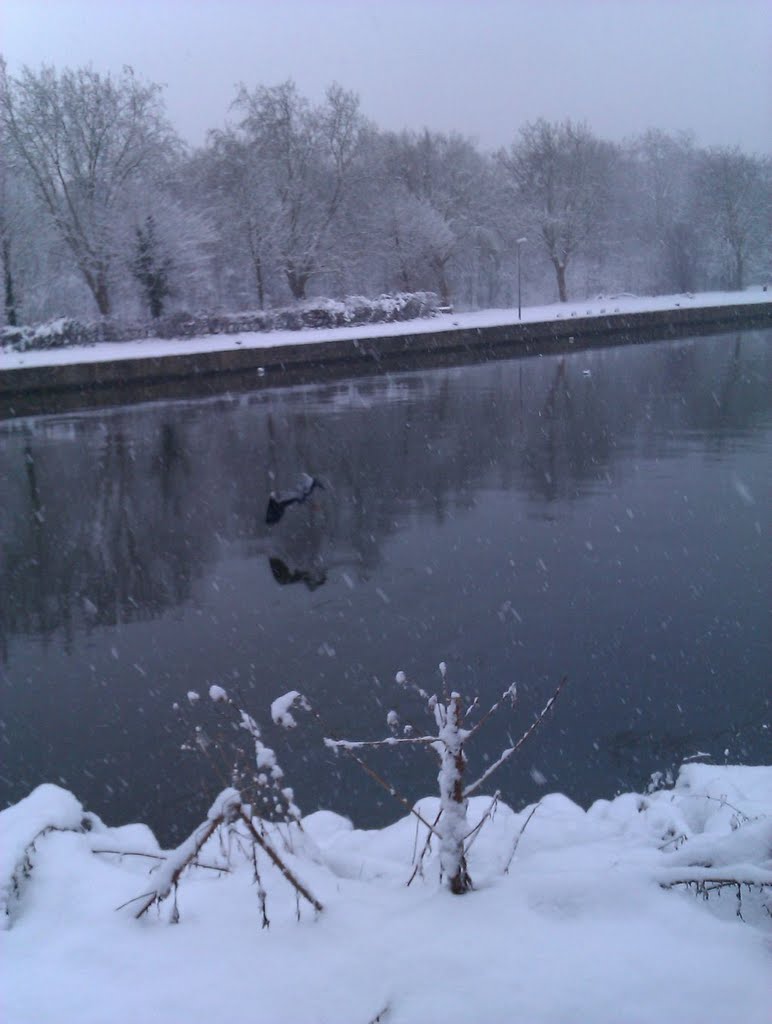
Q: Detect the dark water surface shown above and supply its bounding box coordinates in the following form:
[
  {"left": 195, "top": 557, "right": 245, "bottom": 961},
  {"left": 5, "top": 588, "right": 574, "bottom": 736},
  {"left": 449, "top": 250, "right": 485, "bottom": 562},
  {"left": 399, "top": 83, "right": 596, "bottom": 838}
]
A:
[{"left": 1, "top": 330, "right": 770, "bottom": 843}]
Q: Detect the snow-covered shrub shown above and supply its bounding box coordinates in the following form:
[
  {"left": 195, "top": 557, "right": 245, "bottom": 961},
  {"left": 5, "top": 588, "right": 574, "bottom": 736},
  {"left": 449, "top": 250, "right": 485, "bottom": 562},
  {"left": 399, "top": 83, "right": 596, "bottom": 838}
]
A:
[
  {"left": 159, "top": 686, "right": 322, "bottom": 925},
  {"left": 2, "top": 317, "right": 95, "bottom": 351},
  {"left": 177, "top": 684, "right": 302, "bottom": 826},
  {"left": 128, "top": 785, "right": 322, "bottom": 925},
  {"left": 1, "top": 784, "right": 93, "bottom": 928},
  {"left": 2, "top": 292, "right": 445, "bottom": 351}
]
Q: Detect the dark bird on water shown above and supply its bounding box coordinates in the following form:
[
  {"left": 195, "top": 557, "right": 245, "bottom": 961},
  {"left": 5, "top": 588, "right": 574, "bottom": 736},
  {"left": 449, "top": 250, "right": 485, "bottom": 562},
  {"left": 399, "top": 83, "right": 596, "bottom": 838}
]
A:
[{"left": 265, "top": 473, "right": 324, "bottom": 525}]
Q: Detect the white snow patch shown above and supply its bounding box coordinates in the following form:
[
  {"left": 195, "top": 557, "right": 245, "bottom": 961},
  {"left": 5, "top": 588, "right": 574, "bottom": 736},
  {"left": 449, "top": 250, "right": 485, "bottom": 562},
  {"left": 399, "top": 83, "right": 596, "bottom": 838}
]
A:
[{"left": 270, "top": 690, "right": 307, "bottom": 729}]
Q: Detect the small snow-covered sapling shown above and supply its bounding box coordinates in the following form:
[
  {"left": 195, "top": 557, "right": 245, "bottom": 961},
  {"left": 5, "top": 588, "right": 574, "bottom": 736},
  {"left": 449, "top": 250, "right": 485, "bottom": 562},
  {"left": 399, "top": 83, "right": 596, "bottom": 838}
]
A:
[{"left": 324, "top": 663, "right": 567, "bottom": 894}]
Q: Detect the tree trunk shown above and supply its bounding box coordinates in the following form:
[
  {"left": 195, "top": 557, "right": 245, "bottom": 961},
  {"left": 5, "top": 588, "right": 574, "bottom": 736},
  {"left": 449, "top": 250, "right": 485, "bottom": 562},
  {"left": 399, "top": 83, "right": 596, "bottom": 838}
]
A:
[
  {"left": 91, "top": 273, "right": 112, "bottom": 317},
  {"left": 733, "top": 250, "right": 744, "bottom": 292},
  {"left": 434, "top": 257, "right": 451, "bottom": 307},
  {"left": 285, "top": 262, "right": 308, "bottom": 301},
  {"left": 2, "top": 235, "right": 18, "bottom": 326},
  {"left": 438, "top": 694, "right": 472, "bottom": 894},
  {"left": 553, "top": 260, "right": 568, "bottom": 303},
  {"left": 254, "top": 254, "right": 265, "bottom": 310}
]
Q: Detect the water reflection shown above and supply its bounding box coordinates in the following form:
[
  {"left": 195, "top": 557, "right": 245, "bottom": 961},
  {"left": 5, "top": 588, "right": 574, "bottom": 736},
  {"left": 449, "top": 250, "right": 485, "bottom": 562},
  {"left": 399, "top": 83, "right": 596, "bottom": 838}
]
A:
[{"left": 0, "top": 329, "right": 769, "bottom": 842}]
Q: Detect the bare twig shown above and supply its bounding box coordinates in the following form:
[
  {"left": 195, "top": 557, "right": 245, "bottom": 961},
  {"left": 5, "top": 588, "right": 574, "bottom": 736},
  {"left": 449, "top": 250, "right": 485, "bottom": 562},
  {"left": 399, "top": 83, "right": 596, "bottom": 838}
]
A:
[
  {"left": 463, "top": 792, "right": 500, "bottom": 853},
  {"left": 466, "top": 683, "right": 518, "bottom": 739},
  {"left": 115, "top": 890, "right": 160, "bottom": 912},
  {"left": 659, "top": 877, "right": 772, "bottom": 922},
  {"left": 366, "top": 1002, "right": 391, "bottom": 1023},
  {"left": 237, "top": 809, "right": 323, "bottom": 915},
  {"left": 504, "top": 800, "right": 542, "bottom": 873},
  {"left": 298, "top": 699, "right": 443, "bottom": 840},
  {"left": 327, "top": 741, "right": 443, "bottom": 839},
  {"left": 251, "top": 845, "right": 270, "bottom": 929},
  {"left": 464, "top": 676, "right": 567, "bottom": 797},
  {"left": 92, "top": 848, "right": 230, "bottom": 872},
  {"left": 407, "top": 808, "right": 443, "bottom": 887}
]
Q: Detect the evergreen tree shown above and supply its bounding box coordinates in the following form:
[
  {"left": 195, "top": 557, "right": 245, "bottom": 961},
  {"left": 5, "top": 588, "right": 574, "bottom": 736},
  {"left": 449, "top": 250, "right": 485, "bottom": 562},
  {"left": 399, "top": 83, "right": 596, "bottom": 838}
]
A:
[{"left": 132, "top": 215, "right": 172, "bottom": 318}]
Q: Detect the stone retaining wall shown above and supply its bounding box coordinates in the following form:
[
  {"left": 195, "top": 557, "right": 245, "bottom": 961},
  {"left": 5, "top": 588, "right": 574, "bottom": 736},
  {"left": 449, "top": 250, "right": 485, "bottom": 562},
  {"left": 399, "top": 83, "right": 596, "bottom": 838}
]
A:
[{"left": 1, "top": 301, "right": 770, "bottom": 419}]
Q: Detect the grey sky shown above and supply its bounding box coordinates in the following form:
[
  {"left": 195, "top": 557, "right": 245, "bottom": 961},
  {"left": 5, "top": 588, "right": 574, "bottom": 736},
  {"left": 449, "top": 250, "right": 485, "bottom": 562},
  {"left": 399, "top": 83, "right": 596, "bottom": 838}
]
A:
[{"left": 2, "top": 0, "right": 770, "bottom": 154}]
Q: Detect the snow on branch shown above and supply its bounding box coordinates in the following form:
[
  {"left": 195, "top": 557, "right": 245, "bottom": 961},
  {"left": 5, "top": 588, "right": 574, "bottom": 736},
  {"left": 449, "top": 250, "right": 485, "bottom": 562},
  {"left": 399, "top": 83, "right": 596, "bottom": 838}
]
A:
[
  {"left": 131, "top": 788, "right": 242, "bottom": 919},
  {"left": 271, "top": 690, "right": 310, "bottom": 729},
  {"left": 324, "top": 735, "right": 436, "bottom": 750},
  {"left": 177, "top": 683, "right": 303, "bottom": 825},
  {"left": 128, "top": 788, "right": 322, "bottom": 923}
]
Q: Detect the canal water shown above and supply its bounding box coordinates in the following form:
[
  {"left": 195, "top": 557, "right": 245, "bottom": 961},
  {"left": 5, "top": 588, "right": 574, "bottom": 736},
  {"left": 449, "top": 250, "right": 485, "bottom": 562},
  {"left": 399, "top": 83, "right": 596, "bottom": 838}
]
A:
[{"left": 1, "top": 329, "right": 769, "bottom": 843}]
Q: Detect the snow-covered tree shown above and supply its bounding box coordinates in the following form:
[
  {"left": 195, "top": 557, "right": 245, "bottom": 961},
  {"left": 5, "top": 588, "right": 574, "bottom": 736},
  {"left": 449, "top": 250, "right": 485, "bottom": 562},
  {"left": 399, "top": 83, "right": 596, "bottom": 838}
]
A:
[
  {"left": 627, "top": 130, "right": 702, "bottom": 294},
  {"left": 232, "top": 80, "right": 366, "bottom": 301},
  {"left": 0, "top": 61, "right": 179, "bottom": 316},
  {"left": 501, "top": 119, "right": 615, "bottom": 302},
  {"left": 697, "top": 146, "right": 771, "bottom": 291},
  {"left": 131, "top": 215, "right": 171, "bottom": 318}
]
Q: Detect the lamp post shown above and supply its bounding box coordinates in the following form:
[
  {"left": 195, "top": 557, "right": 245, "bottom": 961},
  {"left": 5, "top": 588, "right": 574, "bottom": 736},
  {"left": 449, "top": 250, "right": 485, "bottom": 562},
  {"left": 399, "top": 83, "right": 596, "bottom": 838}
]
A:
[{"left": 516, "top": 237, "right": 527, "bottom": 321}]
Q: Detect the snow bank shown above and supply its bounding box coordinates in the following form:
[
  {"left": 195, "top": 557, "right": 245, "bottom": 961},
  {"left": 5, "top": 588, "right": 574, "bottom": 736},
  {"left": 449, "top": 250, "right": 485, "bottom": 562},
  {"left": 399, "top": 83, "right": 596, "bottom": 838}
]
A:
[
  {"left": 1, "top": 288, "right": 768, "bottom": 370},
  {"left": 0, "top": 784, "right": 86, "bottom": 928},
  {"left": 1, "top": 766, "right": 770, "bottom": 1023}
]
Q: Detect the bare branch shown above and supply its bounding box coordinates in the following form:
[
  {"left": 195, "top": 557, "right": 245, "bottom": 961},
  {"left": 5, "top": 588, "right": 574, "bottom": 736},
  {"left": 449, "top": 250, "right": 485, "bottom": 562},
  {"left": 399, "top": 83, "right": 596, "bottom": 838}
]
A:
[
  {"left": 92, "top": 848, "right": 230, "bottom": 873},
  {"left": 237, "top": 809, "right": 323, "bottom": 915},
  {"left": 504, "top": 801, "right": 542, "bottom": 873},
  {"left": 464, "top": 676, "right": 567, "bottom": 797}
]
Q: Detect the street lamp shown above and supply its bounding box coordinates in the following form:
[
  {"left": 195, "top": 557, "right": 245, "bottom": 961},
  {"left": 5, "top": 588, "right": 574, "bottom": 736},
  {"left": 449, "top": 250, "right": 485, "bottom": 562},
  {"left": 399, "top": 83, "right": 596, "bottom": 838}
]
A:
[{"left": 516, "top": 237, "right": 527, "bottom": 321}]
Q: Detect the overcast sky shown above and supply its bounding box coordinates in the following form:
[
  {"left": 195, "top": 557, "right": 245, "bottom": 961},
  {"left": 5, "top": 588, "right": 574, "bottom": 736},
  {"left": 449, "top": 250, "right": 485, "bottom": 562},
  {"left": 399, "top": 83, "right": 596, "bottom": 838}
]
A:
[{"left": 2, "top": 0, "right": 770, "bottom": 154}]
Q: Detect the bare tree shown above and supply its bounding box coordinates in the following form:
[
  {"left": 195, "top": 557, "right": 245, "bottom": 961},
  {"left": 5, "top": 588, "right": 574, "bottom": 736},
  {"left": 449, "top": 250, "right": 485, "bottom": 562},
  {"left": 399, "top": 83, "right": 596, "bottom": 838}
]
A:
[{"left": 0, "top": 61, "right": 178, "bottom": 316}]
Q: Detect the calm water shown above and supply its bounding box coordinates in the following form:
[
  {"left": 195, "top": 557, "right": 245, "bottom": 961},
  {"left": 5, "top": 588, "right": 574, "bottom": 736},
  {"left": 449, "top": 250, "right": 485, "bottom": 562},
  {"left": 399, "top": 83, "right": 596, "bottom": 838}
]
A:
[{"left": 1, "top": 329, "right": 770, "bottom": 843}]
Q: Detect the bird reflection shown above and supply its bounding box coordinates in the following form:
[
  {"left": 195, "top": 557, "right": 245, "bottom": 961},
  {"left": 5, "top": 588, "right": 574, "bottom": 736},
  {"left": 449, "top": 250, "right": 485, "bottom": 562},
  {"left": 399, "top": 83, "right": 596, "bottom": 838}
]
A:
[{"left": 268, "top": 556, "right": 326, "bottom": 591}]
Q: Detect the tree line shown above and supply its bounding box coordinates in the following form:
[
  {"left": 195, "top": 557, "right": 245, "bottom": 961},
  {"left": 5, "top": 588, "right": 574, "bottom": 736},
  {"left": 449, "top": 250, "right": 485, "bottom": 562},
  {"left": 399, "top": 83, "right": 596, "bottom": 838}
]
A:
[{"left": 1, "top": 60, "right": 770, "bottom": 326}]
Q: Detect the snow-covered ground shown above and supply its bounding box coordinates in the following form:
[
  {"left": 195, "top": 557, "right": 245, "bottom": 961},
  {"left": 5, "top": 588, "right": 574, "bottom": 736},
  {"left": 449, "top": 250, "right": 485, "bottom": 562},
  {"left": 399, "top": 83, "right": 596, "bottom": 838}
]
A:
[
  {"left": 2, "top": 765, "right": 770, "bottom": 1024},
  {"left": 1, "top": 289, "right": 768, "bottom": 371}
]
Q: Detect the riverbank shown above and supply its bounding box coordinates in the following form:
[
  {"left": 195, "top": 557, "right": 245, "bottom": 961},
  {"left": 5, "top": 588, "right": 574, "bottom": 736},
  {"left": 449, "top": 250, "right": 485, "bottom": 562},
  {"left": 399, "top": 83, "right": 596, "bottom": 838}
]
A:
[
  {"left": 1, "top": 289, "right": 770, "bottom": 418},
  {"left": 2, "top": 765, "right": 770, "bottom": 1024}
]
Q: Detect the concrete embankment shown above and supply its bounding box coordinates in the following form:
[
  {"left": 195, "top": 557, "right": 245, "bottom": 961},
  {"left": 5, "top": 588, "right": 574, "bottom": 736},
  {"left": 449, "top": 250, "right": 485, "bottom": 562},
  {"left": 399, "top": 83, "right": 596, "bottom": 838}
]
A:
[{"left": 1, "top": 300, "right": 770, "bottom": 419}]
